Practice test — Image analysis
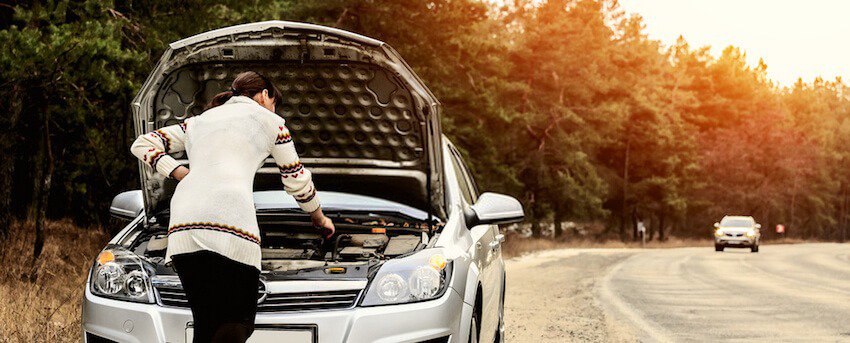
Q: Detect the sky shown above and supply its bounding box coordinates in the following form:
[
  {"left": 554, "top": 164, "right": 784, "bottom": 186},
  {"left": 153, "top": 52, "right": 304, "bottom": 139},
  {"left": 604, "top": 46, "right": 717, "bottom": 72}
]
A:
[{"left": 617, "top": 0, "right": 850, "bottom": 86}]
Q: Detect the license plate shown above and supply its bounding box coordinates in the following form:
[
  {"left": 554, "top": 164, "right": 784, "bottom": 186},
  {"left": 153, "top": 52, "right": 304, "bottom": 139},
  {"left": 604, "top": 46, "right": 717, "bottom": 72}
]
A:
[{"left": 186, "top": 326, "right": 315, "bottom": 343}]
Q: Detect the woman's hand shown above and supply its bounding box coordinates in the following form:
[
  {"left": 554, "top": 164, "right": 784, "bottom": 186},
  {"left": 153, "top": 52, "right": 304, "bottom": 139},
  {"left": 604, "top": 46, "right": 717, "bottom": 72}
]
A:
[
  {"left": 310, "top": 208, "right": 335, "bottom": 239},
  {"left": 170, "top": 166, "right": 190, "bottom": 181}
]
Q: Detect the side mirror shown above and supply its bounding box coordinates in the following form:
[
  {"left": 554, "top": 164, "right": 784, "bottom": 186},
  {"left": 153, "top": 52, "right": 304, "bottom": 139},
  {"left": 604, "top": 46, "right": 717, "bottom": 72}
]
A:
[
  {"left": 713, "top": 222, "right": 720, "bottom": 228},
  {"left": 110, "top": 190, "right": 144, "bottom": 220},
  {"left": 755, "top": 223, "right": 762, "bottom": 229},
  {"left": 466, "top": 192, "right": 524, "bottom": 227}
]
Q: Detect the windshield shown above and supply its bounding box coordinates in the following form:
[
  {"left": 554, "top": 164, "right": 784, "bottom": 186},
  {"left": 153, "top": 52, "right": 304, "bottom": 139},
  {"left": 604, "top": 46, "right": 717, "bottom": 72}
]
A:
[{"left": 721, "top": 218, "right": 754, "bottom": 227}]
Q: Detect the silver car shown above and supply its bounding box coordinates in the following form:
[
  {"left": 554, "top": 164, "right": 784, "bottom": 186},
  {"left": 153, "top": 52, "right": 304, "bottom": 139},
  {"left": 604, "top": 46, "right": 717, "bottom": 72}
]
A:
[
  {"left": 713, "top": 215, "right": 761, "bottom": 252},
  {"left": 82, "top": 21, "right": 524, "bottom": 343}
]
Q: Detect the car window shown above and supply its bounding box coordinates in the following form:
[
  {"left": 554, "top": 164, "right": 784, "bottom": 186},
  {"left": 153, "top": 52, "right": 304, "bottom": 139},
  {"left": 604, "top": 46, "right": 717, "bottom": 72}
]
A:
[
  {"left": 721, "top": 218, "right": 754, "bottom": 227},
  {"left": 450, "top": 145, "right": 481, "bottom": 203},
  {"left": 455, "top": 151, "right": 480, "bottom": 200},
  {"left": 448, "top": 146, "right": 475, "bottom": 205}
]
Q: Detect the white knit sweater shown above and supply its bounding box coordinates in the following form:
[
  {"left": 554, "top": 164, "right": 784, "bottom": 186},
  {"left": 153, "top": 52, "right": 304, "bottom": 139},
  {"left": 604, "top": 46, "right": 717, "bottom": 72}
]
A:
[{"left": 131, "top": 96, "right": 320, "bottom": 269}]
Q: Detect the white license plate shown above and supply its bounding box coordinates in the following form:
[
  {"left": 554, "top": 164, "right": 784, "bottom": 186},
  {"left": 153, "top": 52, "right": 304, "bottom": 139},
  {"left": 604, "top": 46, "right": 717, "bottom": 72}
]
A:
[{"left": 186, "top": 326, "right": 314, "bottom": 343}]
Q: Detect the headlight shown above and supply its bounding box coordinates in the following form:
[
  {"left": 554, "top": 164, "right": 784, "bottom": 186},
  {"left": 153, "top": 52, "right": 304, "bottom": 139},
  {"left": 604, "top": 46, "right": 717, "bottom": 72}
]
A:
[
  {"left": 746, "top": 229, "right": 756, "bottom": 237},
  {"left": 360, "top": 249, "right": 453, "bottom": 306},
  {"left": 714, "top": 229, "right": 724, "bottom": 237},
  {"left": 89, "top": 246, "right": 155, "bottom": 303}
]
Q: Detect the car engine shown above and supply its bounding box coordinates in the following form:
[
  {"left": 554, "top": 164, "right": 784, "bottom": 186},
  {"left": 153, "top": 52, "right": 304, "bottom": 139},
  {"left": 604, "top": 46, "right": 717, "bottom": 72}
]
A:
[{"left": 132, "top": 213, "right": 435, "bottom": 275}]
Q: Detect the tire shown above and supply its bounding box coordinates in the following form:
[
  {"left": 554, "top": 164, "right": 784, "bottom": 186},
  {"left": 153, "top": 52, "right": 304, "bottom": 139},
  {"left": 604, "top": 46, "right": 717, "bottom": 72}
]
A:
[
  {"left": 715, "top": 244, "right": 724, "bottom": 252},
  {"left": 751, "top": 244, "right": 759, "bottom": 253},
  {"left": 469, "top": 303, "right": 480, "bottom": 343},
  {"left": 495, "top": 274, "right": 506, "bottom": 343}
]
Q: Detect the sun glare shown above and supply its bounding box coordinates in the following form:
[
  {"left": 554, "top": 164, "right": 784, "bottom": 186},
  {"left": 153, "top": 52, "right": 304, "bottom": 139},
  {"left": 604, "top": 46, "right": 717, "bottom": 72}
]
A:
[{"left": 618, "top": 0, "right": 850, "bottom": 86}]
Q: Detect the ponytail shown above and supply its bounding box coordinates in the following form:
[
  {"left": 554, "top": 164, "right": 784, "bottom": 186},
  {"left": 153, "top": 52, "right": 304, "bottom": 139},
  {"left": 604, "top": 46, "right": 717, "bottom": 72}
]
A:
[
  {"left": 204, "top": 71, "right": 282, "bottom": 110},
  {"left": 206, "top": 90, "right": 234, "bottom": 110}
]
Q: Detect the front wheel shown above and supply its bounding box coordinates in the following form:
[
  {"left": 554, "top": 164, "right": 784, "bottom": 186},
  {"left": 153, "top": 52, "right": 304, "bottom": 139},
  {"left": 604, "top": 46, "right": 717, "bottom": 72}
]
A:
[
  {"left": 495, "top": 274, "right": 506, "bottom": 343},
  {"left": 715, "top": 244, "right": 724, "bottom": 252},
  {"left": 469, "top": 304, "right": 480, "bottom": 343},
  {"left": 751, "top": 244, "right": 759, "bottom": 253}
]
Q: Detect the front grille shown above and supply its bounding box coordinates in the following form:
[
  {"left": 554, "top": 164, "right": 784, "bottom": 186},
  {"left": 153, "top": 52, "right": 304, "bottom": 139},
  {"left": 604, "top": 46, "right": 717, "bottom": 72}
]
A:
[
  {"left": 258, "top": 289, "right": 361, "bottom": 312},
  {"left": 724, "top": 232, "right": 743, "bottom": 237},
  {"left": 155, "top": 285, "right": 191, "bottom": 307},
  {"left": 154, "top": 282, "right": 361, "bottom": 313}
]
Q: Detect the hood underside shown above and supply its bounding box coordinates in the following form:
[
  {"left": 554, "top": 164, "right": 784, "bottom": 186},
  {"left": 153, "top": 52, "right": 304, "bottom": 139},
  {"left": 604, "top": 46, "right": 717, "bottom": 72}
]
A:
[{"left": 132, "top": 21, "right": 444, "bottom": 220}]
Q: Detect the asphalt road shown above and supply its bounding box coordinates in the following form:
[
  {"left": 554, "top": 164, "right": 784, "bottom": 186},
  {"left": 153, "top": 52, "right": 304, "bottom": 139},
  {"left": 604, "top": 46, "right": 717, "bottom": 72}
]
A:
[{"left": 504, "top": 243, "right": 850, "bottom": 342}]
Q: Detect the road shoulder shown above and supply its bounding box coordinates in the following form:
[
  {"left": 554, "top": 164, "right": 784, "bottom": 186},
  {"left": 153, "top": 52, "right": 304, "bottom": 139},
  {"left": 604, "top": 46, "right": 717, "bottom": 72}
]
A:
[{"left": 504, "top": 249, "right": 637, "bottom": 342}]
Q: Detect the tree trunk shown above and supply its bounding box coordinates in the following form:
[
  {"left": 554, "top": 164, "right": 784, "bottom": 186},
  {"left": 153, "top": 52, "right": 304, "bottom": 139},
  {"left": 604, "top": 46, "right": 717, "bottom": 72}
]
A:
[
  {"left": 553, "top": 207, "right": 564, "bottom": 238},
  {"left": 840, "top": 183, "right": 847, "bottom": 243},
  {"left": 33, "top": 107, "right": 54, "bottom": 261},
  {"left": 631, "top": 208, "right": 639, "bottom": 241},
  {"left": 620, "top": 137, "right": 631, "bottom": 242},
  {"left": 658, "top": 212, "right": 667, "bottom": 241},
  {"left": 553, "top": 220, "right": 563, "bottom": 238},
  {"left": 1, "top": 85, "right": 23, "bottom": 239},
  {"left": 0, "top": 149, "right": 12, "bottom": 240},
  {"left": 529, "top": 195, "right": 542, "bottom": 238},
  {"left": 531, "top": 220, "right": 541, "bottom": 238},
  {"left": 789, "top": 174, "right": 798, "bottom": 238},
  {"left": 0, "top": 131, "right": 15, "bottom": 240},
  {"left": 648, "top": 217, "right": 656, "bottom": 241}
]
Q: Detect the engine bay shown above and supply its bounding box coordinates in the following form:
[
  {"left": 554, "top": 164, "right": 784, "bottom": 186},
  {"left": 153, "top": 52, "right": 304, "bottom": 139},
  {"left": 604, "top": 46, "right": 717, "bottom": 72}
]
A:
[
  {"left": 258, "top": 230, "right": 425, "bottom": 272},
  {"left": 131, "top": 211, "right": 440, "bottom": 276}
]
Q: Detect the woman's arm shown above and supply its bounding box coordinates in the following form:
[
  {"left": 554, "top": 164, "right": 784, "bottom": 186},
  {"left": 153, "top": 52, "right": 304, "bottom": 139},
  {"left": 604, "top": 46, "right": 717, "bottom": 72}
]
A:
[
  {"left": 269, "top": 121, "right": 335, "bottom": 237},
  {"left": 130, "top": 122, "right": 189, "bottom": 179}
]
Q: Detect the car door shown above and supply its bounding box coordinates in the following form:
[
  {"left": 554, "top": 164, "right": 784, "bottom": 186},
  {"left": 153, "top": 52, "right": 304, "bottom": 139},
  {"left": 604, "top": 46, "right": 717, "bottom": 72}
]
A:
[
  {"left": 456, "top": 153, "right": 506, "bottom": 339},
  {"left": 447, "top": 144, "right": 500, "bottom": 342}
]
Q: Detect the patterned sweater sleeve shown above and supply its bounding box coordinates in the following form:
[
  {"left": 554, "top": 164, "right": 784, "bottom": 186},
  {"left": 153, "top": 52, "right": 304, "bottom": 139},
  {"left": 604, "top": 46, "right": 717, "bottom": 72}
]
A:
[
  {"left": 130, "top": 122, "right": 188, "bottom": 178},
  {"left": 269, "top": 119, "right": 321, "bottom": 213}
]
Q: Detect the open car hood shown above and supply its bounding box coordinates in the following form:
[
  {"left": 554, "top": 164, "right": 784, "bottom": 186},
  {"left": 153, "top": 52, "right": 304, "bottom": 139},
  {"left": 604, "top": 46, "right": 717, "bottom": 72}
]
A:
[
  {"left": 253, "top": 191, "right": 428, "bottom": 221},
  {"left": 132, "top": 21, "right": 444, "bottom": 221}
]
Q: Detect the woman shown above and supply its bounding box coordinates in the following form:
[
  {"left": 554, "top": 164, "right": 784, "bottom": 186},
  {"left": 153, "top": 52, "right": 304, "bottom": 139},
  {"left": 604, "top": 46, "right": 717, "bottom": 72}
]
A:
[{"left": 131, "top": 71, "right": 334, "bottom": 342}]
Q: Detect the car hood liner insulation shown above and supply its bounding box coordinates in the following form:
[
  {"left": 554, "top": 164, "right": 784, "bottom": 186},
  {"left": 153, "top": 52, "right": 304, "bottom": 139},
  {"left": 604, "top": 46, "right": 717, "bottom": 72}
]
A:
[
  {"left": 132, "top": 21, "right": 445, "bottom": 219},
  {"left": 156, "top": 62, "right": 422, "bottom": 163}
]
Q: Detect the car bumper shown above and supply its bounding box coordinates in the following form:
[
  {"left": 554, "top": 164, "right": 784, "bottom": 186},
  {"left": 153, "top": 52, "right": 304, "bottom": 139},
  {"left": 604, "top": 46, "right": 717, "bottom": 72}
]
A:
[
  {"left": 82, "top": 284, "right": 467, "bottom": 343},
  {"left": 715, "top": 236, "right": 756, "bottom": 246}
]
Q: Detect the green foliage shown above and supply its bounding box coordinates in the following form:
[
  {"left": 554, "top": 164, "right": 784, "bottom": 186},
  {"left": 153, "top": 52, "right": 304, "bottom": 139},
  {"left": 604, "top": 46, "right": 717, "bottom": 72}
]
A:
[
  {"left": 0, "top": 0, "right": 146, "bottom": 222},
  {"left": 1, "top": 0, "right": 848, "bottom": 240}
]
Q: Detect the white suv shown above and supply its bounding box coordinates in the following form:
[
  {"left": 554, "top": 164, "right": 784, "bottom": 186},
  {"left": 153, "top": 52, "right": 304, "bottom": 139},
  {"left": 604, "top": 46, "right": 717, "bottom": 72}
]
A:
[{"left": 713, "top": 216, "right": 761, "bottom": 253}]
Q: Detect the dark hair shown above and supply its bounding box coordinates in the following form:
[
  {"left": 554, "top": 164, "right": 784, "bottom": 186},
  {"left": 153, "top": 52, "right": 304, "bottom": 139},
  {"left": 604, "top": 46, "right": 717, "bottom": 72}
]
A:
[{"left": 205, "top": 71, "right": 283, "bottom": 110}]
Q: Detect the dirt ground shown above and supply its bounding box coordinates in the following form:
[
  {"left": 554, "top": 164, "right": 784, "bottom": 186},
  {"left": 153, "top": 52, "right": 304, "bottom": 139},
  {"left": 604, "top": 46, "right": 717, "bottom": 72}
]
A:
[
  {"left": 500, "top": 236, "right": 713, "bottom": 259},
  {"left": 503, "top": 249, "right": 638, "bottom": 342}
]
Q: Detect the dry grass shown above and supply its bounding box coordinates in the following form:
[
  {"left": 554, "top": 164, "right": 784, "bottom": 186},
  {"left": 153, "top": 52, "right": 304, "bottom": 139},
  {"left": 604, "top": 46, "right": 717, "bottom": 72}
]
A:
[
  {"left": 0, "top": 220, "right": 109, "bottom": 342},
  {"left": 501, "top": 235, "right": 713, "bottom": 259}
]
